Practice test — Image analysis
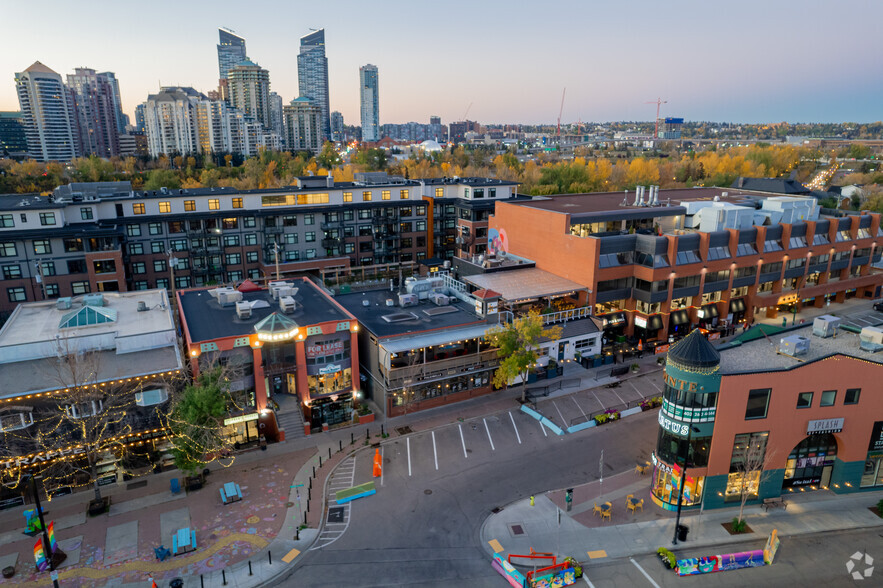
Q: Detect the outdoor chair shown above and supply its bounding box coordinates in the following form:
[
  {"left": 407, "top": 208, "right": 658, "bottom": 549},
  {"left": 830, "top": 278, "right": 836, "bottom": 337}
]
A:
[
  {"left": 592, "top": 503, "right": 604, "bottom": 517},
  {"left": 154, "top": 546, "right": 171, "bottom": 561},
  {"left": 625, "top": 494, "right": 634, "bottom": 507}
]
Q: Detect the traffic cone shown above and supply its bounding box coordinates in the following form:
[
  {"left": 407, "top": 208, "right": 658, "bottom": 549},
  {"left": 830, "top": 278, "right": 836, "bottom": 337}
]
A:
[
  {"left": 148, "top": 575, "right": 158, "bottom": 588},
  {"left": 373, "top": 448, "right": 382, "bottom": 478}
]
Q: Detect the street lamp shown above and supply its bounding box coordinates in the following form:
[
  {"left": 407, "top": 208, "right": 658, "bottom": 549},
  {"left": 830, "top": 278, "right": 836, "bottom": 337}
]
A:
[
  {"left": 672, "top": 424, "right": 701, "bottom": 546},
  {"left": 26, "top": 475, "right": 65, "bottom": 587}
]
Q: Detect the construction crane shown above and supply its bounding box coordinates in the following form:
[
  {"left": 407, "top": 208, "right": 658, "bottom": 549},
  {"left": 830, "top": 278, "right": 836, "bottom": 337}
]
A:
[
  {"left": 556, "top": 88, "right": 566, "bottom": 148},
  {"left": 463, "top": 102, "right": 473, "bottom": 121},
  {"left": 645, "top": 97, "right": 667, "bottom": 138}
]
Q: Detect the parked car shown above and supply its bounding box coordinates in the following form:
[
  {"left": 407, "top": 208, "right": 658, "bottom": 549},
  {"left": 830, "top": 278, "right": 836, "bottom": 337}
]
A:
[{"left": 874, "top": 301, "right": 883, "bottom": 312}]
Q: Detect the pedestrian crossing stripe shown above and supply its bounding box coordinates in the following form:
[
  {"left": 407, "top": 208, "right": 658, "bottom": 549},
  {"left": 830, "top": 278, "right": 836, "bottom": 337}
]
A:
[
  {"left": 282, "top": 548, "right": 301, "bottom": 563},
  {"left": 587, "top": 550, "right": 607, "bottom": 559},
  {"left": 488, "top": 539, "right": 504, "bottom": 553}
]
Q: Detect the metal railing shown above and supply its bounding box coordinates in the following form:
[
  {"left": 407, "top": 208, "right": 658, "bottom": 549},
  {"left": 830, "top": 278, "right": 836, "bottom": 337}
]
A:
[{"left": 542, "top": 307, "right": 592, "bottom": 325}]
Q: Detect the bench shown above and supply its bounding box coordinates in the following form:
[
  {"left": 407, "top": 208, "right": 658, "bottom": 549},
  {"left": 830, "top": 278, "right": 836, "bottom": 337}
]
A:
[{"left": 762, "top": 497, "right": 787, "bottom": 511}]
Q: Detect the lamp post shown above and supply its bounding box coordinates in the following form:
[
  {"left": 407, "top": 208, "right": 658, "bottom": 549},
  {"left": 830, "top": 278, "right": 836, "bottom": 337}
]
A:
[
  {"left": 26, "top": 475, "right": 64, "bottom": 587},
  {"left": 672, "top": 423, "right": 701, "bottom": 546}
]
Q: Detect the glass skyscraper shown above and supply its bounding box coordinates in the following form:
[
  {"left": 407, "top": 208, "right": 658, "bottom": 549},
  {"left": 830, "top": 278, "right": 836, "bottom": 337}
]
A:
[
  {"left": 359, "top": 64, "right": 379, "bottom": 142},
  {"left": 297, "top": 29, "right": 330, "bottom": 141},
  {"left": 217, "top": 28, "right": 247, "bottom": 80}
]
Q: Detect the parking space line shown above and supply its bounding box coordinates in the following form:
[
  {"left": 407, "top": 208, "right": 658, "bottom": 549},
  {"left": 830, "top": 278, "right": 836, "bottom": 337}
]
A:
[
  {"left": 592, "top": 390, "right": 607, "bottom": 410},
  {"left": 509, "top": 412, "right": 522, "bottom": 444},
  {"left": 571, "top": 396, "right": 587, "bottom": 420},
  {"left": 648, "top": 377, "right": 661, "bottom": 392},
  {"left": 611, "top": 386, "right": 628, "bottom": 407},
  {"left": 581, "top": 574, "right": 596, "bottom": 588},
  {"left": 551, "top": 400, "right": 567, "bottom": 427},
  {"left": 539, "top": 420, "right": 548, "bottom": 436},
  {"left": 407, "top": 437, "right": 412, "bottom": 476},
  {"left": 458, "top": 424, "right": 468, "bottom": 458},
  {"left": 380, "top": 446, "right": 384, "bottom": 486},
  {"left": 627, "top": 379, "right": 642, "bottom": 400},
  {"left": 629, "top": 557, "right": 661, "bottom": 587},
  {"left": 432, "top": 431, "right": 439, "bottom": 470},
  {"left": 483, "top": 417, "right": 495, "bottom": 451}
]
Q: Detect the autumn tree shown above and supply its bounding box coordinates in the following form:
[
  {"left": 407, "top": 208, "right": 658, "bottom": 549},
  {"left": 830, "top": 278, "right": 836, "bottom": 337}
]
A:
[
  {"left": 729, "top": 432, "right": 776, "bottom": 529},
  {"left": 485, "top": 310, "right": 563, "bottom": 403}
]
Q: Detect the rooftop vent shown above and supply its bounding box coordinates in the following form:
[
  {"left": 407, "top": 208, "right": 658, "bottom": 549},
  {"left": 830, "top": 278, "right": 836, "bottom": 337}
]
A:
[
  {"left": 56, "top": 297, "right": 72, "bottom": 311},
  {"left": 217, "top": 289, "right": 243, "bottom": 306},
  {"left": 381, "top": 312, "right": 418, "bottom": 323},
  {"left": 860, "top": 326, "right": 883, "bottom": 352},
  {"left": 385, "top": 298, "right": 396, "bottom": 307},
  {"left": 137, "top": 301, "right": 148, "bottom": 312},
  {"left": 236, "top": 301, "right": 252, "bottom": 319},
  {"left": 82, "top": 293, "right": 105, "bottom": 307},
  {"left": 398, "top": 293, "right": 418, "bottom": 307},
  {"left": 779, "top": 335, "right": 810, "bottom": 357},
  {"left": 279, "top": 296, "right": 297, "bottom": 313}
]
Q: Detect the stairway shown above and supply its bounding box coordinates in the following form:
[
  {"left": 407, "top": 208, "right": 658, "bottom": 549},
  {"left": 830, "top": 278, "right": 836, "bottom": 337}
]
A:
[{"left": 274, "top": 396, "right": 307, "bottom": 441}]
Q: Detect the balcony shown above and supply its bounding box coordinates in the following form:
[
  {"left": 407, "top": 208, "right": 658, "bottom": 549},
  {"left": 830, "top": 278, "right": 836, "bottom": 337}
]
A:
[
  {"left": 322, "top": 238, "right": 341, "bottom": 248},
  {"left": 386, "top": 349, "right": 500, "bottom": 386},
  {"left": 321, "top": 222, "right": 341, "bottom": 231},
  {"left": 264, "top": 226, "right": 283, "bottom": 234}
]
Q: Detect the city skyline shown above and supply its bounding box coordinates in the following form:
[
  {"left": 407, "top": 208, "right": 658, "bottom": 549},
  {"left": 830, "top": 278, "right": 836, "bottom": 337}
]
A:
[{"left": 1, "top": 0, "right": 881, "bottom": 127}]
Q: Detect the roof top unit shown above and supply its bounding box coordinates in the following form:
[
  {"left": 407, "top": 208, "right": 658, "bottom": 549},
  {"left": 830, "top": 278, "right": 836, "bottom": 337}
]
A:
[
  {"left": 217, "top": 290, "right": 243, "bottom": 306},
  {"left": 82, "top": 293, "right": 105, "bottom": 307},
  {"left": 279, "top": 296, "right": 297, "bottom": 313},
  {"left": 812, "top": 315, "right": 841, "bottom": 338},
  {"left": 779, "top": 335, "right": 810, "bottom": 357},
  {"left": 208, "top": 287, "right": 236, "bottom": 301},
  {"left": 860, "top": 326, "right": 883, "bottom": 352},
  {"left": 235, "top": 301, "right": 252, "bottom": 319}
]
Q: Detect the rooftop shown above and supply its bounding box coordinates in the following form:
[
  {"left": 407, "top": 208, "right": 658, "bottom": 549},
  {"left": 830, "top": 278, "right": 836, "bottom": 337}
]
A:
[
  {"left": 462, "top": 267, "right": 588, "bottom": 304},
  {"left": 335, "top": 288, "right": 490, "bottom": 340},
  {"left": 718, "top": 324, "right": 883, "bottom": 375},
  {"left": 178, "top": 278, "right": 350, "bottom": 343}
]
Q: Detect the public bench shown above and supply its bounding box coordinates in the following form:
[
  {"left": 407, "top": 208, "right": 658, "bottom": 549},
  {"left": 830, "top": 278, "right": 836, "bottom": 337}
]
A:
[{"left": 762, "top": 497, "right": 787, "bottom": 511}]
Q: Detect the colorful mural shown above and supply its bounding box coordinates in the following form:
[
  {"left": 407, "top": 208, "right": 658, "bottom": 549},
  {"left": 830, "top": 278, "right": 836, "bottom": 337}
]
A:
[
  {"left": 677, "top": 549, "right": 765, "bottom": 576},
  {"left": 488, "top": 228, "right": 508, "bottom": 255}
]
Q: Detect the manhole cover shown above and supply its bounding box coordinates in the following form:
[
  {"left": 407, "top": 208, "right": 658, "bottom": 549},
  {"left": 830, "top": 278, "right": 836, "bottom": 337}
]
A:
[
  {"left": 509, "top": 523, "right": 526, "bottom": 536},
  {"left": 396, "top": 426, "right": 413, "bottom": 435},
  {"left": 424, "top": 489, "right": 432, "bottom": 495},
  {"left": 327, "top": 507, "right": 344, "bottom": 523}
]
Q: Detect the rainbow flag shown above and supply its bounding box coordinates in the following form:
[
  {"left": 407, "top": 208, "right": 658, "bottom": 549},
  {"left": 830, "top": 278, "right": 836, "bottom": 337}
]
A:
[
  {"left": 34, "top": 538, "right": 47, "bottom": 571},
  {"left": 47, "top": 521, "right": 57, "bottom": 552}
]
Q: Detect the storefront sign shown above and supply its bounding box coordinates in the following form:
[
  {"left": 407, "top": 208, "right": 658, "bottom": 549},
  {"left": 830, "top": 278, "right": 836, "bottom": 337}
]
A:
[
  {"left": 807, "top": 418, "right": 844, "bottom": 435},
  {"left": 97, "top": 475, "right": 116, "bottom": 487},
  {"left": 0, "top": 496, "right": 25, "bottom": 510},
  {"left": 1, "top": 446, "right": 86, "bottom": 470},
  {"left": 650, "top": 453, "right": 673, "bottom": 474},
  {"left": 655, "top": 344, "right": 670, "bottom": 355},
  {"left": 658, "top": 412, "right": 692, "bottom": 436},
  {"left": 663, "top": 373, "right": 699, "bottom": 392},
  {"left": 869, "top": 421, "right": 883, "bottom": 452},
  {"left": 634, "top": 316, "right": 648, "bottom": 328},
  {"left": 319, "top": 363, "right": 342, "bottom": 375},
  {"left": 778, "top": 294, "right": 799, "bottom": 305},
  {"left": 223, "top": 413, "right": 259, "bottom": 426},
  {"left": 306, "top": 340, "right": 345, "bottom": 359}
]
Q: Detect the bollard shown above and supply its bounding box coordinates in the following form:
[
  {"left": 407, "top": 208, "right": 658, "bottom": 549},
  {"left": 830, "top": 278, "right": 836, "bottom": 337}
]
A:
[
  {"left": 309, "top": 477, "right": 312, "bottom": 490},
  {"left": 248, "top": 560, "right": 253, "bottom": 576},
  {"left": 312, "top": 465, "right": 315, "bottom": 478},
  {"left": 328, "top": 447, "right": 331, "bottom": 459},
  {"left": 200, "top": 575, "right": 204, "bottom": 588},
  {"left": 381, "top": 424, "right": 385, "bottom": 436},
  {"left": 296, "top": 526, "right": 300, "bottom": 540},
  {"left": 366, "top": 428, "right": 369, "bottom": 440},
  {"left": 339, "top": 440, "right": 343, "bottom": 452},
  {"left": 351, "top": 432, "right": 354, "bottom": 444},
  {"left": 304, "top": 511, "right": 307, "bottom": 525},
  {"left": 319, "top": 456, "right": 323, "bottom": 467},
  {"left": 308, "top": 487, "right": 311, "bottom": 501},
  {"left": 269, "top": 551, "right": 272, "bottom": 565},
  {"left": 222, "top": 569, "right": 227, "bottom": 586}
]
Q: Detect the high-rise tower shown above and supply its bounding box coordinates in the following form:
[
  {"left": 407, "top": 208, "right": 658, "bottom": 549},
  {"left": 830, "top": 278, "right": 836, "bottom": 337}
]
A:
[
  {"left": 227, "top": 60, "right": 271, "bottom": 129},
  {"left": 297, "top": 29, "right": 330, "bottom": 141},
  {"left": 359, "top": 64, "right": 379, "bottom": 142},
  {"left": 66, "top": 67, "right": 121, "bottom": 157},
  {"left": 217, "top": 28, "right": 247, "bottom": 80},
  {"left": 15, "top": 62, "right": 79, "bottom": 162}
]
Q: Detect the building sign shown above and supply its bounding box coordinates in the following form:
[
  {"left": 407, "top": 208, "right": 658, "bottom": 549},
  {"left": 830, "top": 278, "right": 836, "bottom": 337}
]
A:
[
  {"left": 869, "top": 421, "right": 883, "bottom": 452},
  {"left": 663, "top": 373, "right": 699, "bottom": 392},
  {"left": 650, "top": 453, "right": 673, "bottom": 474},
  {"left": 658, "top": 412, "right": 692, "bottom": 436},
  {"left": 655, "top": 344, "right": 670, "bottom": 355},
  {"left": 634, "top": 316, "right": 648, "bottom": 328},
  {"left": 319, "top": 363, "right": 342, "bottom": 375},
  {"left": 223, "top": 412, "right": 259, "bottom": 426},
  {"left": 807, "top": 418, "right": 844, "bottom": 435},
  {"left": 778, "top": 294, "right": 799, "bottom": 305},
  {"left": 1, "top": 446, "right": 86, "bottom": 470},
  {"left": 306, "top": 340, "right": 345, "bottom": 359}
]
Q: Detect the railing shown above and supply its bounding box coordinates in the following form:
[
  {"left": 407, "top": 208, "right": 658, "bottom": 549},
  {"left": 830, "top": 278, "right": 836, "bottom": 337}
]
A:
[
  {"left": 542, "top": 307, "right": 592, "bottom": 325},
  {"left": 386, "top": 349, "right": 500, "bottom": 383}
]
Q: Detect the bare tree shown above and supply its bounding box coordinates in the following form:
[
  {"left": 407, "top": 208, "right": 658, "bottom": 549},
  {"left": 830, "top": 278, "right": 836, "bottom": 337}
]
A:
[{"left": 730, "top": 433, "right": 776, "bottom": 527}]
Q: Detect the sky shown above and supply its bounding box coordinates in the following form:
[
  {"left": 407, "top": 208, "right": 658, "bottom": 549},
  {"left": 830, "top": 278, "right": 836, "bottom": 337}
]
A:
[{"left": 2, "top": 0, "right": 882, "bottom": 126}]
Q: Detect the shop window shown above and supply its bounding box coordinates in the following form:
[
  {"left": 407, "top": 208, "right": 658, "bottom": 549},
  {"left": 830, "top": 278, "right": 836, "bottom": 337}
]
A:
[
  {"left": 745, "top": 388, "right": 770, "bottom": 419},
  {"left": 820, "top": 390, "right": 836, "bottom": 406},
  {"left": 65, "top": 400, "right": 104, "bottom": 419},
  {"left": 844, "top": 388, "right": 860, "bottom": 405},
  {"left": 736, "top": 242, "right": 758, "bottom": 256},
  {"left": 784, "top": 434, "right": 837, "bottom": 488},
  {"left": 725, "top": 431, "right": 768, "bottom": 502},
  {"left": 135, "top": 387, "right": 169, "bottom": 407},
  {"left": 0, "top": 411, "right": 33, "bottom": 432},
  {"left": 796, "top": 392, "right": 813, "bottom": 408},
  {"left": 651, "top": 460, "right": 704, "bottom": 508}
]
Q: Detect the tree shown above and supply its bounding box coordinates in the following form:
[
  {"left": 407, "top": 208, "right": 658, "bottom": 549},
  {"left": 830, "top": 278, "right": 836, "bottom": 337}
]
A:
[
  {"left": 485, "top": 310, "right": 562, "bottom": 403},
  {"left": 317, "top": 141, "right": 341, "bottom": 169},
  {"left": 729, "top": 432, "right": 776, "bottom": 527}
]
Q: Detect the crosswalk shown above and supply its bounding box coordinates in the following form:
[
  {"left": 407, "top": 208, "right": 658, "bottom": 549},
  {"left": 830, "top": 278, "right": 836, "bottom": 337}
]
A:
[{"left": 310, "top": 456, "right": 355, "bottom": 550}]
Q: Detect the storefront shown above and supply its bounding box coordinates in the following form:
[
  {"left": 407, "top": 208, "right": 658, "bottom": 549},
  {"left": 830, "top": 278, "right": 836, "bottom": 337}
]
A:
[
  {"left": 862, "top": 421, "right": 883, "bottom": 488},
  {"left": 783, "top": 432, "right": 838, "bottom": 490},
  {"left": 697, "top": 304, "right": 719, "bottom": 328},
  {"left": 729, "top": 298, "right": 746, "bottom": 324},
  {"left": 651, "top": 454, "right": 705, "bottom": 509},
  {"left": 668, "top": 309, "right": 691, "bottom": 339},
  {"left": 223, "top": 412, "right": 261, "bottom": 446},
  {"left": 634, "top": 313, "right": 664, "bottom": 342},
  {"left": 600, "top": 311, "right": 627, "bottom": 343},
  {"left": 307, "top": 392, "right": 354, "bottom": 429}
]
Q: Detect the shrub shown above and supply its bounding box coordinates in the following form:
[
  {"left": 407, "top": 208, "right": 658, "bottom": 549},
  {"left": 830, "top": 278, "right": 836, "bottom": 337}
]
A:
[
  {"left": 731, "top": 517, "right": 748, "bottom": 533},
  {"left": 594, "top": 414, "right": 609, "bottom": 425},
  {"left": 877, "top": 498, "right": 883, "bottom": 516},
  {"left": 657, "top": 547, "right": 676, "bottom": 568}
]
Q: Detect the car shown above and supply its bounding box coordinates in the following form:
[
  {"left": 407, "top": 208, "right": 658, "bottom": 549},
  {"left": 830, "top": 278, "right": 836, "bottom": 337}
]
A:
[{"left": 874, "top": 301, "right": 883, "bottom": 312}]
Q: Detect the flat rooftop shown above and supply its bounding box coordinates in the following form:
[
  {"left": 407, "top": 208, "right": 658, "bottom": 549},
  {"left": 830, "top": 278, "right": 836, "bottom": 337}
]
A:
[
  {"left": 335, "top": 288, "right": 490, "bottom": 339},
  {"left": 178, "top": 278, "right": 350, "bottom": 343},
  {"left": 462, "top": 267, "right": 588, "bottom": 303},
  {"left": 718, "top": 324, "right": 883, "bottom": 375}
]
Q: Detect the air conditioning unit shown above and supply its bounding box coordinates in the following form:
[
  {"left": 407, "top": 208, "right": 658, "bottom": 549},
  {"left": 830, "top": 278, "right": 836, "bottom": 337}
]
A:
[
  {"left": 235, "top": 301, "right": 252, "bottom": 319},
  {"left": 779, "top": 335, "right": 810, "bottom": 356},
  {"left": 398, "top": 293, "right": 418, "bottom": 307},
  {"left": 208, "top": 287, "right": 236, "bottom": 301},
  {"left": 217, "top": 290, "right": 243, "bottom": 306},
  {"left": 56, "top": 297, "right": 72, "bottom": 310},
  {"left": 137, "top": 301, "right": 148, "bottom": 312},
  {"left": 860, "top": 326, "right": 883, "bottom": 351},
  {"left": 82, "top": 293, "right": 105, "bottom": 307},
  {"left": 385, "top": 298, "right": 396, "bottom": 307},
  {"left": 269, "top": 281, "right": 293, "bottom": 300},
  {"left": 429, "top": 293, "right": 450, "bottom": 306},
  {"left": 279, "top": 296, "right": 296, "bottom": 313},
  {"left": 812, "top": 315, "right": 840, "bottom": 338}
]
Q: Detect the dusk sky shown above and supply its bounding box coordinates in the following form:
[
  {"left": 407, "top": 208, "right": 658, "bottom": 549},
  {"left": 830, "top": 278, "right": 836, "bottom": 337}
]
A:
[{"left": 2, "top": 0, "right": 881, "bottom": 126}]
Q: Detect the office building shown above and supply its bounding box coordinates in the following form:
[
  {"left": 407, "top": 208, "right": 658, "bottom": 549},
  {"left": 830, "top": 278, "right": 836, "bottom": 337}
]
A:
[
  {"left": 359, "top": 64, "right": 379, "bottom": 142},
  {"left": 66, "top": 67, "right": 121, "bottom": 158},
  {"left": 283, "top": 97, "right": 322, "bottom": 153},
  {"left": 269, "top": 92, "right": 284, "bottom": 146},
  {"left": 0, "top": 112, "right": 28, "bottom": 155},
  {"left": 227, "top": 60, "right": 271, "bottom": 129},
  {"left": 14, "top": 62, "right": 80, "bottom": 162},
  {"left": 217, "top": 28, "right": 247, "bottom": 81},
  {"left": 134, "top": 103, "right": 146, "bottom": 134},
  {"left": 330, "top": 111, "right": 344, "bottom": 142},
  {"left": 297, "top": 29, "right": 330, "bottom": 141},
  {"left": 652, "top": 326, "right": 883, "bottom": 512}
]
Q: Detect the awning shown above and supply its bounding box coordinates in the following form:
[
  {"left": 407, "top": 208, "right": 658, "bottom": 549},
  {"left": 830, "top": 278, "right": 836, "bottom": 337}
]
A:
[
  {"left": 670, "top": 310, "right": 690, "bottom": 326},
  {"left": 648, "top": 314, "right": 664, "bottom": 331},
  {"left": 700, "top": 304, "right": 719, "bottom": 319},
  {"left": 729, "top": 298, "right": 746, "bottom": 313},
  {"left": 601, "top": 312, "right": 626, "bottom": 329}
]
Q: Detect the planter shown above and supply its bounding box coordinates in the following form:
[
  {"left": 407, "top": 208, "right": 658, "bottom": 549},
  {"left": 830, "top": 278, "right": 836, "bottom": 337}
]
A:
[
  {"left": 184, "top": 475, "right": 203, "bottom": 492},
  {"left": 358, "top": 413, "right": 375, "bottom": 424},
  {"left": 3, "top": 565, "right": 15, "bottom": 578},
  {"left": 87, "top": 496, "right": 110, "bottom": 517}
]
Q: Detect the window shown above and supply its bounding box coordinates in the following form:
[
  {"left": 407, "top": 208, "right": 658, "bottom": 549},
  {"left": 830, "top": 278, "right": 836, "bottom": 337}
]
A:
[
  {"left": 416, "top": 220, "right": 427, "bottom": 232},
  {"left": 80, "top": 207, "right": 93, "bottom": 220},
  {"left": 362, "top": 191, "right": 372, "bottom": 201},
  {"left": 797, "top": 392, "right": 813, "bottom": 408},
  {"left": 473, "top": 188, "right": 484, "bottom": 199},
  {"left": 304, "top": 214, "right": 314, "bottom": 225},
  {"left": 33, "top": 239, "right": 51, "bottom": 254},
  {"left": 126, "top": 224, "right": 141, "bottom": 237},
  {"left": 20, "top": 213, "right": 26, "bottom": 223},
  {"left": 305, "top": 232, "right": 316, "bottom": 242},
  {"left": 244, "top": 234, "right": 257, "bottom": 246},
  {"left": 489, "top": 188, "right": 496, "bottom": 198},
  {"left": 400, "top": 189, "right": 409, "bottom": 199},
  {"left": 71, "top": 281, "right": 90, "bottom": 295},
  {"left": 92, "top": 260, "right": 116, "bottom": 274},
  {"left": 2, "top": 265, "right": 21, "bottom": 280},
  {"left": 44, "top": 283, "right": 59, "bottom": 298},
  {"left": 156, "top": 278, "right": 169, "bottom": 289},
  {"left": 222, "top": 217, "right": 238, "bottom": 229},
  {"left": 63, "top": 238, "right": 84, "bottom": 252},
  {"left": 0, "top": 214, "right": 13, "bottom": 227},
  {"left": 243, "top": 217, "right": 256, "bottom": 228},
  {"left": 158, "top": 201, "right": 171, "bottom": 213},
  {"left": 282, "top": 215, "right": 297, "bottom": 227},
  {"left": 223, "top": 235, "right": 240, "bottom": 247},
  {"left": 128, "top": 242, "right": 143, "bottom": 255},
  {"left": 284, "top": 233, "right": 298, "bottom": 245},
  {"left": 184, "top": 200, "right": 196, "bottom": 211},
  {"left": 67, "top": 259, "right": 86, "bottom": 273},
  {"left": 760, "top": 262, "right": 782, "bottom": 275},
  {"left": 706, "top": 246, "right": 731, "bottom": 261},
  {"left": 168, "top": 221, "right": 185, "bottom": 233},
  {"left": 306, "top": 248, "right": 316, "bottom": 259},
  {"left": 845, "top": 388, "right": 860, "bottom": 405},
  {"left": 745, "top": 388, "right": 770, "bottom": 419},
  {"left": 148, "top": 222, "right": 162, "bottom": 235},
  {"left": 153, "top": 260, "right": 167, "bottom": 272},
  {"left": 343, "top": 192, "right": 353, "bottom": 202},
  {"left": 133, "top": 280, "right": 149, "bottom": 290},
  {"left": 0, "top": 242, "right": 15, "bottom": 257},
  {"left": 225, "top": 253, "right": 241, "bottom": 265},
  {"left": 763, "top": 239, "right": 783, "bottom": 252},
  {"left": 174, "top": 257, "right": 189, "bottom": 270},
  {"left": 151, "top": 241, "right": 164, "bottom": 254},
  {"left": 358, "top": 210, "right": 371, "bottom": 220},
  {"left": 435, "top": 187, "right": 443, "bottom": 198},
  {"left": 820, "top": 390, "right": 836, "bottom": 406},
  {"left": 7, "top": 287, "right": 26, "bottom": 302},
  {"left": 133, "top": 203, "right": 145, "bottom": 214},
  {"left": 284, "top": 250, "right": 299, "bottom": 262},
  {"left": 65, "top": 400, "right": 103, "bottom": 419},
  {"left": 246, "top": 251, "right": 258, "bottom": 263},
  {"left": 676, "top": 250, "right": 701, "bottom": 264},
  {"left": 344, "top": 243, "right": 355, "bottom": 254},
  {"left": 725, "top": 432, "right": 768, "bottom": 502},
  {"left": 208, "top": 199, "right": 220, "bottom": 210},
  {"left": 132, "top": 262, "right": 146, "bottom": 274},
  {"left": 39, "top": 212, "right": 56, "bottom": 226},
  {"left": 736, "top": 242, "right": 758, "bottom": 256},
  {"left": 169, "top": 239, "right": 188, "bottom": 251},
  {"left": 416, "top": 205, "right": 426, "bottom": 216},
  {"left": 813, "top": 232, "right": 829, "bottom": 245},
  {"left": 232, "top": 198, "right": 243, "bottom": 209}
]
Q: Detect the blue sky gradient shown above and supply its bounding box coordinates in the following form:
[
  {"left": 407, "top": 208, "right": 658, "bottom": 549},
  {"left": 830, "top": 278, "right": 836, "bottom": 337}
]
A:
[{"left": 2, "top": 0, "right": 880, "bottom": 125}]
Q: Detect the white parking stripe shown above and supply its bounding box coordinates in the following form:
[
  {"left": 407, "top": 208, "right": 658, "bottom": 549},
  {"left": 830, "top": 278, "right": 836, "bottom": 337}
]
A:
[
  {"left": 648, "top": 377, "right": 661, "bottom": 392},
  {"left": 509, "top": 411, "right": 522, "bottom": 444},
  {"left": 592, "top": 389, "right": 607, "bottom": 410},
  {"left": 552, "top": 400, "right": 567, "bottom": 427},
  {"left": 611, "top": 386, "right": 628, "bottom": 407},
  {"left": 629, "top": 557, "right": 661, "bottom": 587},
  {"left": 407, "top": 436, "right": 412, "bottom": 476},
  {"left": 458, "top": 424, "right": 468, "bottom": 458},
  {"left": 571, "top": 396, "right": 587, "bottom": 419},
  {"left": 582, "top": 574, "right": 596, "bottom": 588},
  {"left": 432, "top": 430, "right": 439, "bottom": 470},
  {"left": 483, "top": 418, "right": 495, "bottom": 451},
  {"left": 628, "top": 379, "right": 642, "bottom": 399}
]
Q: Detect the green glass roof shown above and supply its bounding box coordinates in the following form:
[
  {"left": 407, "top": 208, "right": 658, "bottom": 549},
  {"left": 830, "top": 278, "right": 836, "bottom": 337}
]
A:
[
  {"left": 254, "top": 312, "right": 299, "bottom": 334},
  {"left": 59, "top": 305, "right": 118, "bottom": 329}
]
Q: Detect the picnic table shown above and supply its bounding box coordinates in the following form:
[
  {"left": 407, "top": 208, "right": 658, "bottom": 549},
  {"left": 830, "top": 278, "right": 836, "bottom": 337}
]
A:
[
  {"left": 220, "top": 482, "right": 242, "bottom": 504},
  {"left": 172, "top": 527, "right": 197, "bottom": 556}
]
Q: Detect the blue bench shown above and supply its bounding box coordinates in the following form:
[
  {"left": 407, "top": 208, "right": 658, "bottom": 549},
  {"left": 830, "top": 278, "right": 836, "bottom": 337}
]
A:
[{"left": 170, "top": 478, "right": 181, "bottom": 494}]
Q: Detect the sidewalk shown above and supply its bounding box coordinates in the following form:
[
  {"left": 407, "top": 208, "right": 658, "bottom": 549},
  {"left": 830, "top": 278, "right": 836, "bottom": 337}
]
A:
[{"left": 480, "top": 466, "right": 883, "bottom": 567}]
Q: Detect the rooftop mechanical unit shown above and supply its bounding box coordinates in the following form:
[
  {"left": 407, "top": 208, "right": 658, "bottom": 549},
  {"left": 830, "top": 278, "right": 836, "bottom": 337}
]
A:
[
  {"left": 429, "top": 292, "right": 450, "bottom": 306},
  {"left": 56, "top": 297, "right": 72, "bottom": 311},
  {"left": 398, "top": 293, "right": 418, "bottom": 307},
  {"left": 860, "top": 326, "right": 883, "bottom": 352},
  {"left": 217, "top": 290, "right": 243, "bottom": 306},
  {"left": 235, "top": 301, "right": 252, "bottom": 319},
  {"left": 279, "top": 296, "right": 297, "bottom": 313},
  {"left": 82, "top": 293, "right": 105, "bottom": 307},
  {"left": 812, "top": 315, "right": 841, "bottom": 338},
  {"left": 779, "top": 335, "right": 810, "bottom": 356}
]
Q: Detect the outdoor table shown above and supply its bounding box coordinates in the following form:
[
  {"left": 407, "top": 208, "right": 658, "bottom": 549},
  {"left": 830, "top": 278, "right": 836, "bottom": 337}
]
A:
[
  {"left": 173, "top": 527, "right": 196, "bottom": 555},
  {"left": 627, "top": 497, "right": 643, "bottom": 513},
  {"left": 223, "top": 482, "right": 242, "bottom": 502}
]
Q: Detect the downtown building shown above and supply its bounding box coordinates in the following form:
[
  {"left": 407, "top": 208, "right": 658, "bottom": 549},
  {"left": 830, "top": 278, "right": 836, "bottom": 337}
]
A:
[
  {"left": 0, "top": 174, "right": 518, "bottom": 320},
  {"left": 651, "top": 326, "right": 883, "bottom": 513},
  {"left": 283, "top": 97, "right": 322, "bottom": 153},
  {"left": 227, "top": 60, "right": 271, "bottom": 130},
  {"left": 0, "top": 112, "right": 28, "bottom": 156},
  {"left": 359, "top": 64, "right": 379, "bottom": 142},
  {"left": 297, "top": 29, "right": 331, "bottom": 141},
  {"left": 15, "top": 62, "right": 80, "bottom": 162},
  {"left": 66, "top": 67, "right": 123, "bottom": 158}
]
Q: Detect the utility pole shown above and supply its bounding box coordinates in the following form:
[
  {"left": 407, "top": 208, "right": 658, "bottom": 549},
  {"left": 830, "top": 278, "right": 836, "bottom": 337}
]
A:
[{"left": 28, "top": 475, "right": 65, "bottom": 587}]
